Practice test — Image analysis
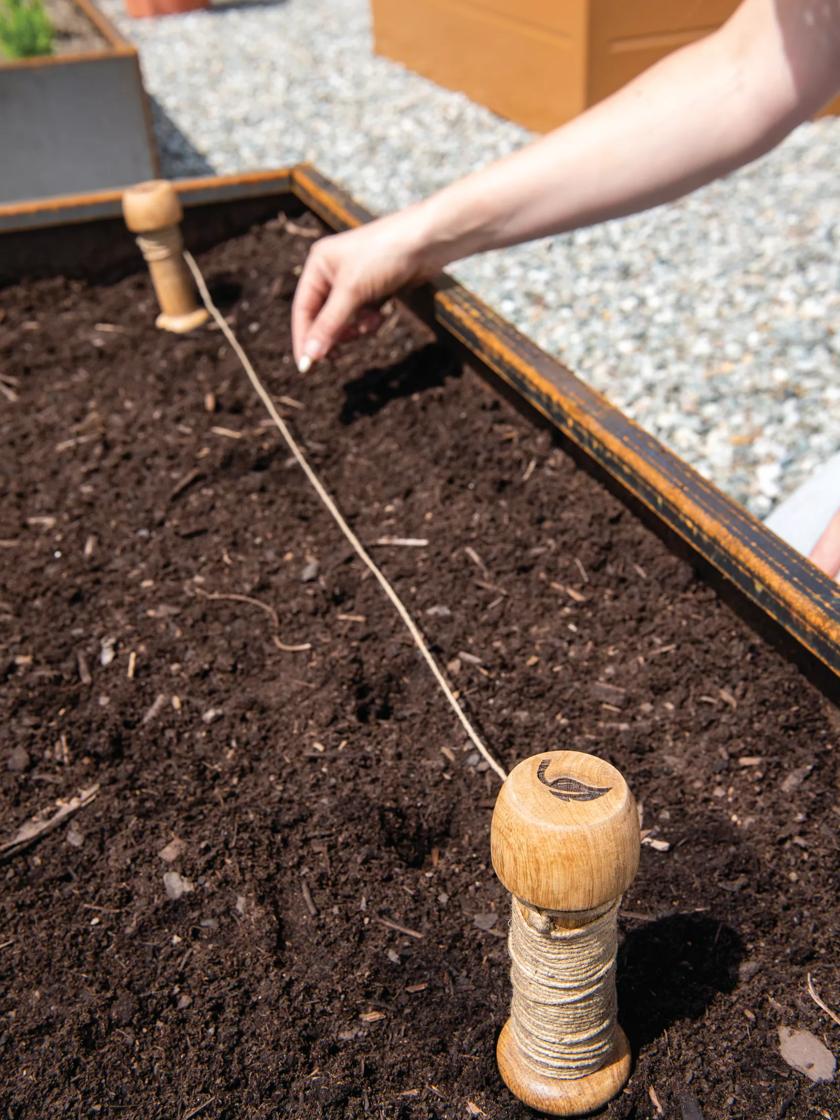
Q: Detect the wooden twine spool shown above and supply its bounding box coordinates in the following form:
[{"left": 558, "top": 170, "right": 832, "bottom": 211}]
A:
[
  {"left": 122, "top": 180, "right": 209, "bottom": 334},
  {"left": 491, "top": 750, "right": 640, "bottom": 1116}
]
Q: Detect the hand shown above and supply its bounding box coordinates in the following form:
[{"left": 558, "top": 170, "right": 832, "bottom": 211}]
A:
[
  {"left": 291, "top": 208, "right": 436, "bottom": 371},
  {"left": 809, "top": 507, "right": 840, "bottom": 581}
]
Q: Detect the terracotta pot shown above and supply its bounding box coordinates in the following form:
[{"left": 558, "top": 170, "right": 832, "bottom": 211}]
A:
[{"left": 125, "top": 0, "right": 208, "bottom": 18}]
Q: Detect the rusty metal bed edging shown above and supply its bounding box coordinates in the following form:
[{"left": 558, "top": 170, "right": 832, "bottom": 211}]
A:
[
  {"left": 0, "top": 170, "right": 294, "bottom": 233},
  {"left": 291, "top": 163, "right": 840, "bottom": 682},
  {"left": 1, "top": 163, "right": 837, "bottom": 681},
  {"left": 0, "top": 0, "right": 161, "bottom": 187}
]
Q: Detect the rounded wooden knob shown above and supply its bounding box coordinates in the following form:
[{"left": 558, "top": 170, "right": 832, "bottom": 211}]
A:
[
  {"left": 491, "top": 749, "right": 639, "bottom": 914},
  {"left": 122, "top": 179, "right": 183, "bottom": 233}
]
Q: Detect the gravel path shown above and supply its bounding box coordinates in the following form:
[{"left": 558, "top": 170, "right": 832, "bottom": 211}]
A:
[{"left": 104, "top": 0, "right": 839, "bottom": 519}]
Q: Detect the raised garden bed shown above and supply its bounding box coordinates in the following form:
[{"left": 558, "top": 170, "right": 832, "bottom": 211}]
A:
[
  {"left": 1, "top": 170, "right": 838, "bottom": 1118},
  {"left": 0, "top": 0, "right": 157, "bottom": 204},
  {"left": 371, "top": 0, "right": 840, "bottom": 131}
]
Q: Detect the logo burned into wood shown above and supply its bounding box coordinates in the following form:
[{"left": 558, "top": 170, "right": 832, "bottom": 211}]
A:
[{"left": 536, "top": 760, "right": 611, "bottom": 802}]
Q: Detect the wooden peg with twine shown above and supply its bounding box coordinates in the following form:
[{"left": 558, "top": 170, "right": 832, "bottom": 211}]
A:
[
  {"left": 122, "top": 180, "right": 209, "bottom": 334},
  {"left": 491, "top": 750, "right": 640, "bottom": 1116}
]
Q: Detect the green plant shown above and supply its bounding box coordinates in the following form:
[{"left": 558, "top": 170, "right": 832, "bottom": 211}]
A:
[{"left": 0, "top": 0, "right": 54, "bottom": 60}]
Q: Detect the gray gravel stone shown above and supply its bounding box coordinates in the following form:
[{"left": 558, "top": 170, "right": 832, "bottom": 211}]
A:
[{"left": 104, "top": 0, "right": 839, "bottom": 517}]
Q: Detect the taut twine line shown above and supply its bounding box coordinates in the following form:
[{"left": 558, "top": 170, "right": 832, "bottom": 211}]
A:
[{"left": 183, "top": 250, "right": 507, "bottom": 783}]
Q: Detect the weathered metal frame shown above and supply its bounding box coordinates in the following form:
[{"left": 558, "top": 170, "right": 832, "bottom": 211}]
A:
[
  {"left": 2, "top": 165, "right": 837, "bottom": 687},
  {"left": 0, "top": 0, "right": 158, "bottom": 205}
]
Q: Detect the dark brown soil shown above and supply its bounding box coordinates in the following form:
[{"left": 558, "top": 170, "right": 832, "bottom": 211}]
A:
[{"left": 1, "top": 214, "right": 838, "bottom": 1120}]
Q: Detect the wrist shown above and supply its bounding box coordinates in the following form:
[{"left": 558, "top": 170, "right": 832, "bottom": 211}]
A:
[{"left": 405, "top": 190, "right": 489, "bottom": 276}]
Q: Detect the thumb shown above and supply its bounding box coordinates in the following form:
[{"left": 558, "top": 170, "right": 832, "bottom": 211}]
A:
[{"left": 298, "top": 284, "right": 361, "bottom": 372}]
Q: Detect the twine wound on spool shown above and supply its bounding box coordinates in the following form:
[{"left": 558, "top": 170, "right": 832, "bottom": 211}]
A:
[
  {"left": 492, "top": 750, "right": 640, "bottom": 1117},
  {"left": 508, "top": 898, "right": 618, "bottom": 1080},
  {"left": 135, "top": 227, "right": 183, "bottom": 263}
]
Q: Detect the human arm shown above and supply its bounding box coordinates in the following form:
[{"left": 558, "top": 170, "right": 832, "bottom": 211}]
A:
[{"left": 291, "top": 0, "right": 840, "bottom": 368}]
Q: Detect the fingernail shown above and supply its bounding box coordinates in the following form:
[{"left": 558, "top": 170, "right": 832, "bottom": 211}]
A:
[{"left": 297, "top": 339, "right": 324, "bottom": 374}]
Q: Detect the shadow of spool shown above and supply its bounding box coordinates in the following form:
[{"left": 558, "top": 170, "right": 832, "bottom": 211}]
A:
[
  {"left": 205, "top": 273, "right": 243, "bottom": 310},
  {"left": 618, "top": 913, "right": 744, "bottom": 1052}
]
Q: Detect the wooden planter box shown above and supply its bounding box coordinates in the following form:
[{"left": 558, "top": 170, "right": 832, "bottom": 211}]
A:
[
  {"left": 1, "top": 167, "right": 837, "bottom": 692},
  {"left": 371, "top": 0, "right": 839, "bottom": 131},
  {"left": 0, "top": 0, "right": 158, "bottom": 205}
]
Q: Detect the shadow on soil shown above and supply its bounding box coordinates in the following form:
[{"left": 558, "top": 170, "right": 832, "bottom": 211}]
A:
[
  {"left": 618, "top": 912, "right": 744, "bottom": 1051},
  {"left": 205, "top": 273, "right": 243, "bottom": 309},
  {"left": 340, "top": 342, "right": 462, "bottom": 424}
]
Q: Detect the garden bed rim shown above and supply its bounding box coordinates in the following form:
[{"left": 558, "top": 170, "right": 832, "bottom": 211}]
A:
[
  {"left": 0, "top": 169, "right": 292, "bottom": 228},
  {"left": 0, "top": 46, "right": 136, "bottom": 70},
  {"left": 3, "top": 162, "right": 838, "bottom": 687},
  {"left": 0, "top": 0, "right": 135, "bottom": 69},
  {"left": 291, "top": 164, "right": 840, "bottom": 679}
]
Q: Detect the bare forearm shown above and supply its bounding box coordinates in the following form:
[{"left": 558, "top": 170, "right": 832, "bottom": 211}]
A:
[
  {"left": 291, "top": 0, "right": 840, "bottom": 364},
  {"left": 413, "top": 0, "right": 840, "bottom": 267}
]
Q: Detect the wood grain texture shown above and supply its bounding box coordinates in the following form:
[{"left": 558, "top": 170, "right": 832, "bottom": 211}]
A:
[
  {"left": 371, "top": 0, "right": 739, "bottom": 132},
  {"left": 371, "top": 0, "right": 587, "bottom": 132},
  {"left": 120, "top": 180, "right": 208, "bottom": 331},
  {"left": 291, "top": 165, "right": 840, "bottom": 685},
  {"left": 122, "top": 179, "right": 183, "bottom": 231},
  {"left": 497, "top": 1019, "right": 631, "bottom": 1116},
  {"left": 491, "top": 751, "right": 639, "bottom": 914},
  {"left": 371, "top": 0, "right": 838, "bottom": 130}
]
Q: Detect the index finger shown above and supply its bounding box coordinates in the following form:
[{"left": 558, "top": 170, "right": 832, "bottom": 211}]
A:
[{"left": 290, "top": 249, "right": 330, "bottom": 367}]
